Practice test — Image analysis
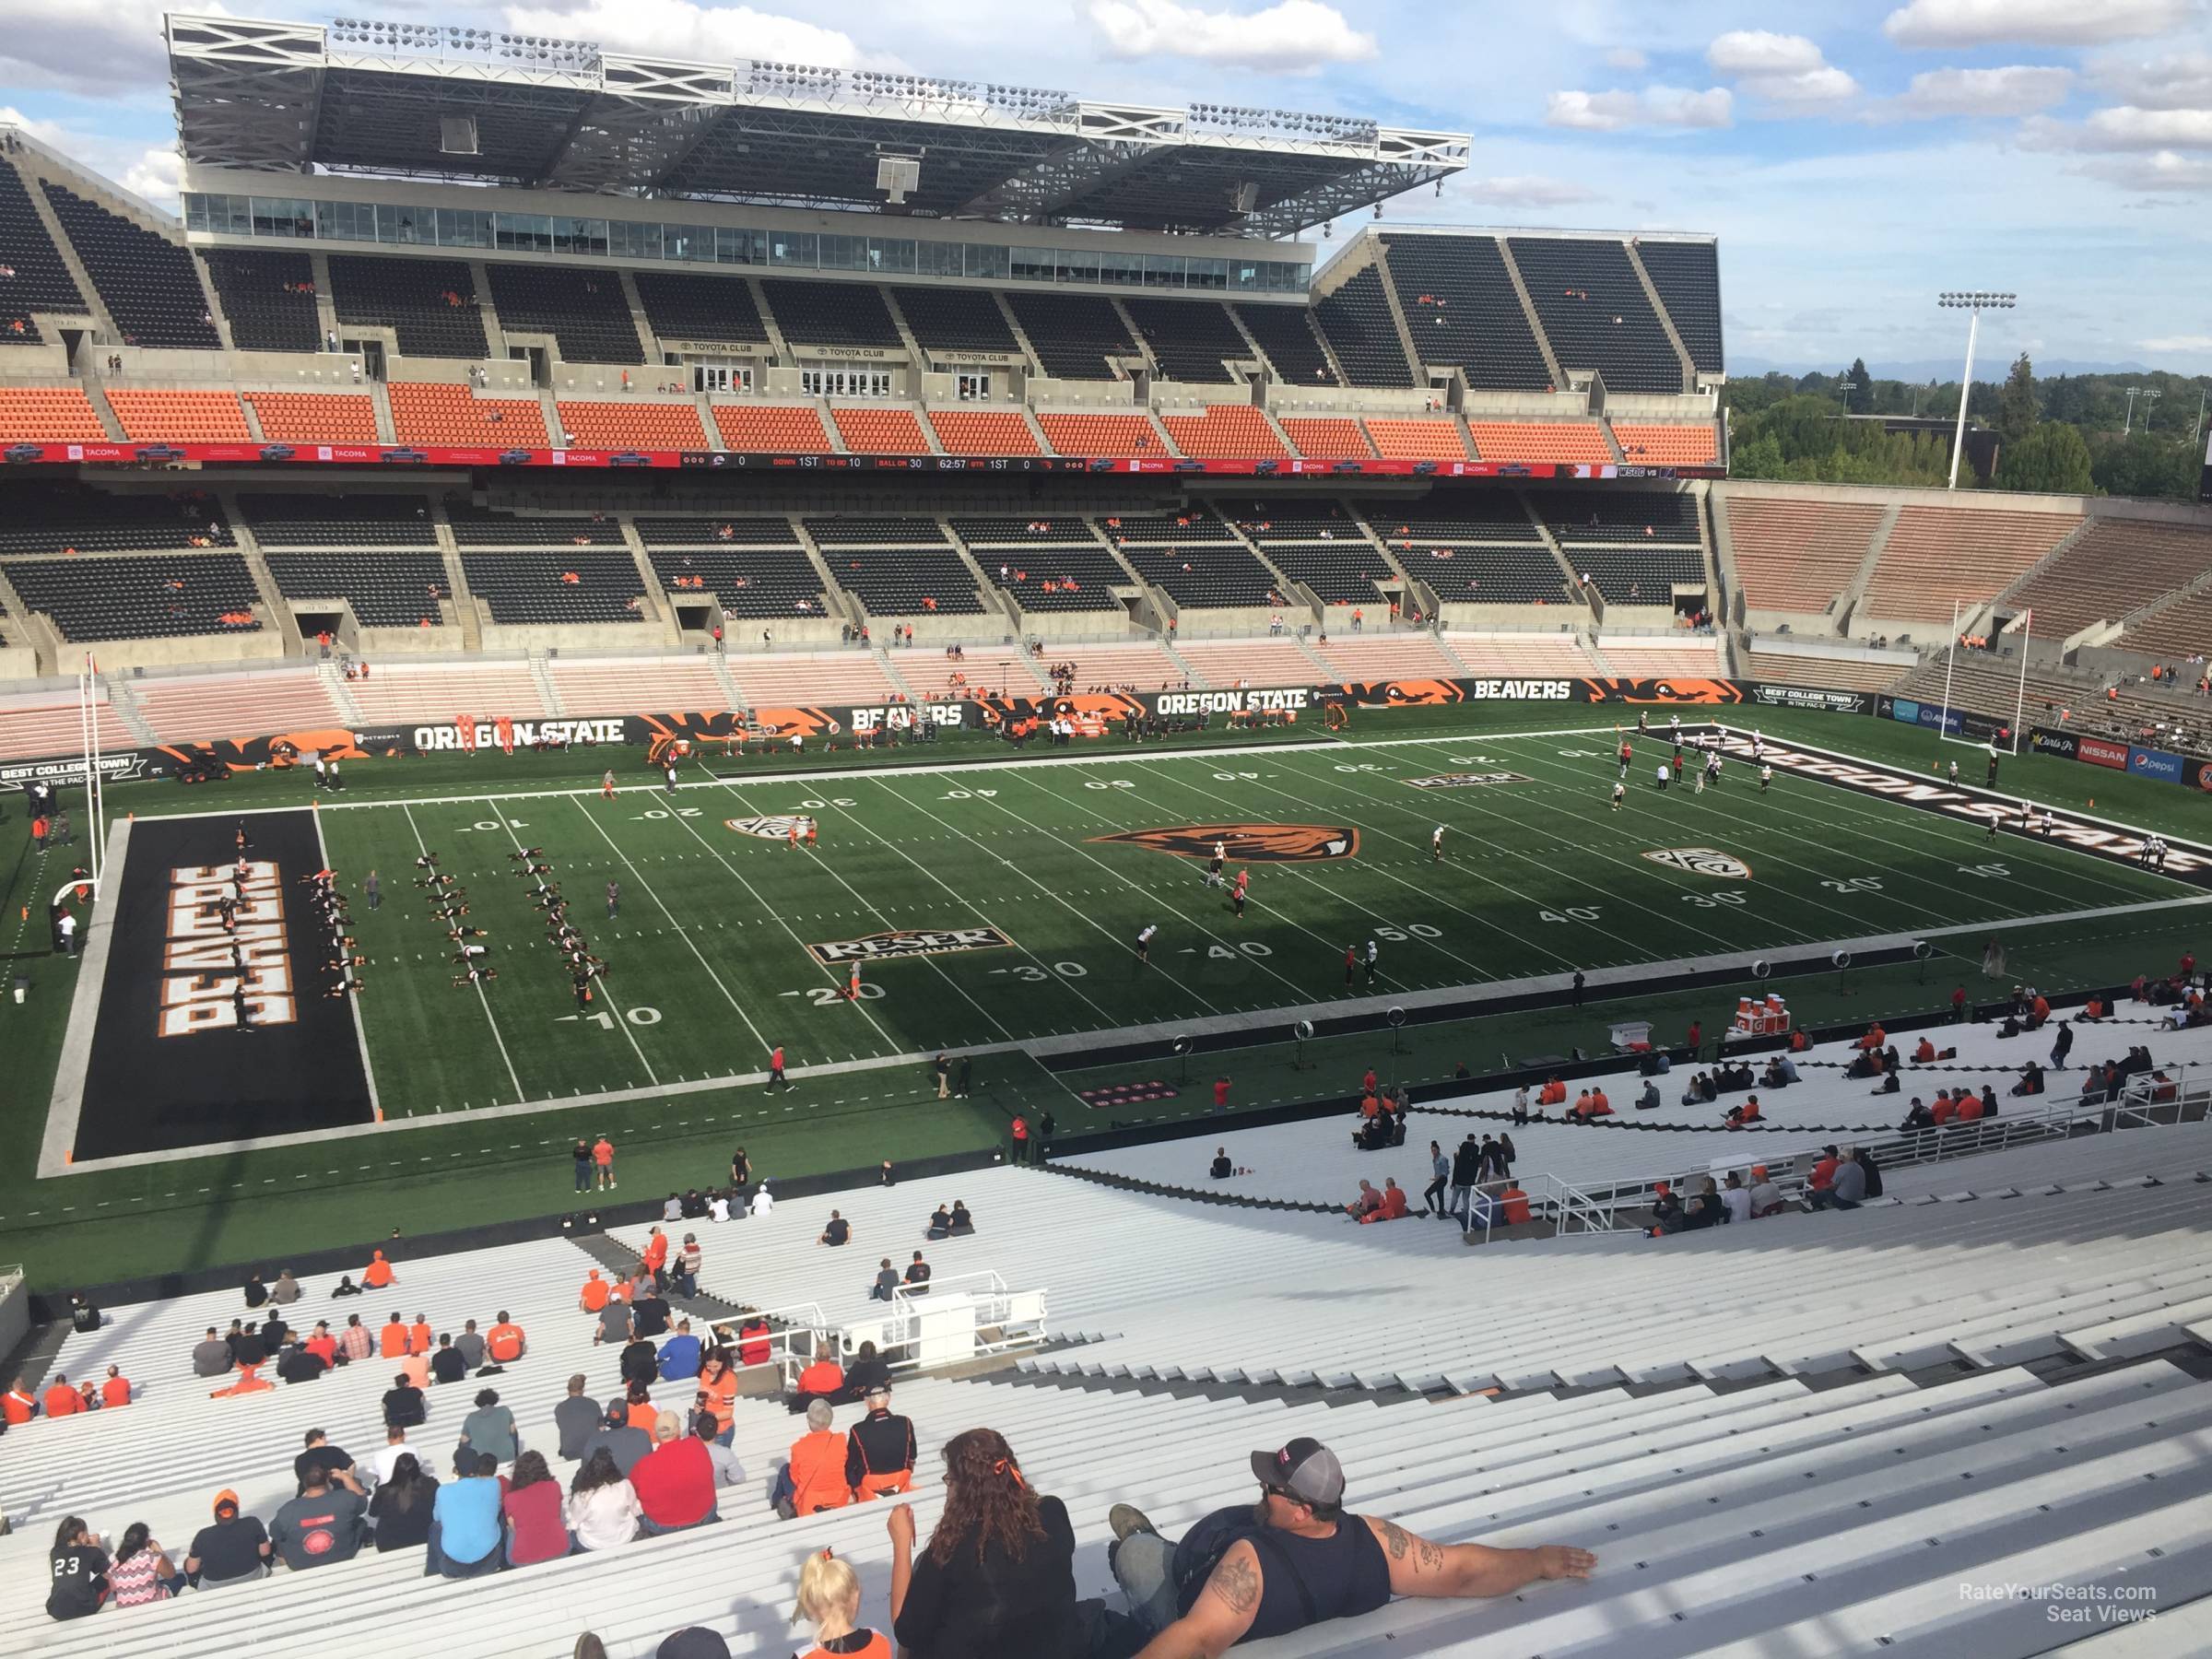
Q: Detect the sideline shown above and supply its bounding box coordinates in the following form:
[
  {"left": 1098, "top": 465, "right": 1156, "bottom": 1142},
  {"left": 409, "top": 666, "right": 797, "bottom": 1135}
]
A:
[{"left": 38, "top": 817, "right": 129, "bottom": 1181}]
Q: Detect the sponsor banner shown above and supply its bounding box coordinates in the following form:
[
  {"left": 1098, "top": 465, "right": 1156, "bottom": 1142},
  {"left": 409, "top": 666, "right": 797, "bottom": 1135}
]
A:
[
  {"left": 807, "top": 926, "right": 1011, "bottom": 964},
  {"left": 2129, "top": 745, "right": 2185, "bottom": 783},
  {"left": 2198, "top": 759, "right": 2212, "bottom": 794},
  {"left": 1641, "top": 846, "right": 1751, "bottom": 879},
  {"left": 2079, "top": 736, "right": 2129, "bottom": 771},
  {"left": 1745, "top": 683, "right": 1873, "bottom": 715},
  {"left": 1326, "top": 676, "right": 1746, "bottom": 710},
  {"left": 412, "top": 717, "right": 628, "bottom": 753},
  {"left": 1, "top": 749, "right": 155, "bottom": 785},
  {"left": 1406, "top": 771, "right": 1534, "bottom": 789},
  {"left": 1875, "top": 695, "right": 2012, "bottom": 745},
  {"left": 2028, "top": 728, "right": 2078, "bottom": 760},
  {"left": 1092, "top": 823, "right": 1359, "bottom": 862},
  {"left": 1711, "top": 728, "right": 2212, "bottom": 885},
  {"left": 0, "top": 440, "right": 1724, "bottom": 479},
  {"left": 1154, "top": 687, "right": 1312, "bottom": 717}
]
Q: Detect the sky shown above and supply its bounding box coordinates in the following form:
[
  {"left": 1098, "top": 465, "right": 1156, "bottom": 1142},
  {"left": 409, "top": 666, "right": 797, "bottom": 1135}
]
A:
[{"left": 3, "top": 0, "right": 2210, "bottom": 378}]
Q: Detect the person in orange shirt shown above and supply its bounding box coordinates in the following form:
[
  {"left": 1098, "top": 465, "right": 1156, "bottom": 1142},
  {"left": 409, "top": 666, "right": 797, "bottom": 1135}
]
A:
[
  {"left": 2, "top": 1375, "right": 35, "bottom": 1424},
  {"left": 43, "top": 1372, "right": 85, "bottom": 1418},
  {"left": 592, "top": 1135, "right": 617, "bottom": 1192},
  {"left": 304, "top": 1323, "right": 337, "bottom": 1368},
  {"left": 625, "top": 1380, "right": 658, "bottom": 1431},
  {"left": 780, "top": 1397, "right": 853, "bottom": 1518},
  {"left": 363, "top": 1249, "right": 394, "bottom": 1289},
  {"left": 1589, "top": 1087, "right": 1610, "bottom": 1115},
  {"left": 380, "top": 1312, "right": 409, "bottom": 1359},
  {"left": 400, "top": 1348, "right": 430, "bottom": 1390},
  {"left": 1930, "top": 1093, "right": 1957, "bottom": 1125},
  {"left": 698, "top": 1351, "right": 738, "bottom": 1446},
  {"left": 1912, "top": 1037, "right": 1936, "bottom": 1064},
  {"left": 1956, "top": 1093, "right": 1986, "bottom": 1122},
  {"left": 1856, "top": 1023, "right": 1886, "bottom": 1052},
  {"left": 408, "top": 1314, "right": 433, "bottom": 1356},
  {"left": 579, "top": 1269, "right": 609, "bottom": 1313},
  {"left": 99, "top": 1367, "right": 131, "bottom": 1409},
  {"left": 1360, "top": 1178, "right": 1411, "bottom": 1222},
  {"left": 641, "top": 1227, "right": 670, "bottom": 1290},
  {"left": 485, "top": 1312, "right": 524, "bottom": 1364}
]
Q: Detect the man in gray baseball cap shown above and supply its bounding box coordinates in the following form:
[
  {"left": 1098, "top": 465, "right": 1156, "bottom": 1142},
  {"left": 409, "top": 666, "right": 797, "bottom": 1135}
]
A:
[{"left": 1106, "top": 1436, "right": 1594, "bottom": 1653}]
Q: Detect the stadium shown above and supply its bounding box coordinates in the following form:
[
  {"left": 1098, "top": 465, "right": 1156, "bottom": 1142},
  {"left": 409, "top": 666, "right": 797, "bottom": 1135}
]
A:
[{"left": 0, "top": 9, "right": 2209, "bottom": 1655}]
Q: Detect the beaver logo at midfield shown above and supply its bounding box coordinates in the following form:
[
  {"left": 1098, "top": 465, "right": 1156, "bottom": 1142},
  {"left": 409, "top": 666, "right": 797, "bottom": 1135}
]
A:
[{"left": 1092, "top": 823, "right": 1359, "bottom": 862}]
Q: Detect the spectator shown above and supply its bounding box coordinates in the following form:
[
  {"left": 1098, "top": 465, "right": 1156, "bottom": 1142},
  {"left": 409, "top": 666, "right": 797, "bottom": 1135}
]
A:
[
  {"left": 888, "top": 1429, "right": 1081, "bottom": 1657},
  {"left": 777, "top": 1398, "right": 853, "bottom": 1519},
  {"left": 1644, "top": 1184, "right": 1685, "bottom": 1238},
  {"left": 408, "top": 1312, "right": 433, "bottom": 1357},
  {"left": 871, "top": 1257, "right": 901, "bottom": 1301},
  {"left": 847, "top": 1383, "right": 916, "bottom": 1500},
  {"left": 557, "top": 1374, "right": 601, "bottom": 1459},
  {"left": 630, "top": 1286, "right": 672, "bottom": 1340},
  {"left": 1680, "top": 1176, "right": 1723, "bottom": 1230},
  {"left": 381, "top": 1312, "right": 409, "bottom": 1359},
  {"left": 296, "top": 1429, "right": 364, "bottom": 1496},
  {"left": 1809, "top": 1147, "right": 1866, "bottom": 1211},
  {"left": 1343, "top": 1179, "right": 1382, "bottom": 1220},
  {"left": 632, "top": 1410, "right": 720, "bottom": 1535},
  {"left": 691, "top": 1409, "right": 745, "bottom": 1488},
  {"left": 368, "top": 1454, "right": 437, "bottom": 1552},
  {"left": 192, "top": 1326, "right": 232, "bottom": 1379},
  {"left": 844, "top": 1341, "right": 893, "bottom": 1398},
  {"left": 244, "top": 1270, "right": 269, "bottom": 1310},
  {"left": 660, "top": 1318, "right": 702, "bottom": 1382},
  {"left": 738, "top": 1316, "right": 773, "bottom": 1369},
  {"left": 904, "top": 1253, "right": 933, "bottom": 1296},
  {"left": 1747, "top": 1164, "right": 1786, "bottom": 1218},
  {"left": 337, "top": 1313, "right": 372, "bottom": 1365},
  {"left": 673, "top": 1234, "right": 702, "bottom": 1299},
  {"left": 698, "top": 1351, "right": 738, "bottom": 1447},
  {"left": 620, "top": 1328, "right": 660, "bottom": 1389},
  {"left": 792, "top": 1549, "right": 889, "bottom": 1659},
  {"left": 184, "top": 1490, "right": 271, "bottom": 1587},
  {"left": 1719, "top": 1171, "right": 1751, "bottom": 1226},
  {"left": 459, "top": 1387, "right": 518, "bottom": 1465},
  {"left": 427, "top": 1453, "right": 504, "bottom": 1579},
  {"left": 1422, "top": 1141, "right": 1450, "bottom": 1217},
  {"left": 269, "top": 1466, "right": 367, "bottom": 1571},
  {"left": 383, "top": 1371, "right": 427, "bottom": 1430},
  {"left": 43, "top": 1371, "right": 84, "bottom": 1418},
  {"left": 626, "top": 1381, "right": 659, "bottom": 1433},
  {"left": 1210, "top": 1148, "right": 1233, "bottom": 1180},
  {"left": 950, "top": 1200, "right": 975, "bottom": 1233},
  {"left": 819, "top": 1210, "right": 853, "bottom": 1248},
  {"left": 794, "top": 1341, "right": 844, "bottom": 1409},
  {"left": 107, "top": 1522, "right": 186, "bottom": 1606},
  {"left": 579, "top": 1269, "right": 611, "bottom": 1312},
  {"left": 566, "top": 1449, "right": 641, "bottom": 1552},
  {"left": 269, "top": 1269, "right": 301, "bottom": 1306},
  {"left": 594, "top": 1291, "right": 632, "bottom": 1348},
  {"left": 363, "top": 1249, "right": 394, "bottom": 1289},
  {"left": 46, "top": 1516, "right": 110, "bottom": 1620},
  {"left": 502, "top": 1452, "right": 570, "bottom": 1567},
  {"left": 276, "top": 1337, "right": 326, "bottom": 1386},
  {"left": 580, "top": 1398, "right": 652, "bottom": 1477},
  {"left": 368, "top": 1424, "right": 414, "bottom": 1487},
  {"left": 1359, "top": 1179, "right": 1410, "bottom": 1223},
  {"left": 1105, "top": 1438, "right": 1593, "bottom": 1649},
  {"left": 453, "top": 1319, "right": 488, "bottom": 1371},
  {"left": 752, "top": 1182, "right": 775, "bottom": 1218},
  {"left": 429, "top": 1334, "right": 466, "bottom": 1387}
]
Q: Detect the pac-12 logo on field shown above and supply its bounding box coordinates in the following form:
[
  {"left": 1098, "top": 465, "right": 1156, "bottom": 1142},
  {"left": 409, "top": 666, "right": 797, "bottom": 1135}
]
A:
[
  {"left": 1092, "top": 823, "right": 1359, "bottom": 861},
  {"left": 725, "top": 816, "right": 810, "bottom": 839},
  {"left": 1641, "top": 846, "right": 1751, "bottom": 879},
  {"left": 807, "top": 928, "right": 1012, "bottom": 964}
]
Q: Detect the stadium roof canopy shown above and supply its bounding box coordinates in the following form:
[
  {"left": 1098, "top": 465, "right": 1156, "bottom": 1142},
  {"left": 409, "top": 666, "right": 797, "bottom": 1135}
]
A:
[{"left": 165, "top": 12, "right": 1469, "bottom": 237}]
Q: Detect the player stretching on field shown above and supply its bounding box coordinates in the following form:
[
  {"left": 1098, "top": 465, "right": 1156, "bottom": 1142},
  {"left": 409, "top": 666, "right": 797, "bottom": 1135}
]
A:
[
  {"left": 1232, "top": 869, "right": 1249, "bottom": 919},
  {"left": 1431, "top": 826, "right": 1444, "bottom": 861}
]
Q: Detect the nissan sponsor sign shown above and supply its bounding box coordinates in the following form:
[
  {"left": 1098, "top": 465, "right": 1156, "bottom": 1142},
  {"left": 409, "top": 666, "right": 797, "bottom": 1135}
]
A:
[
  {"left": 1155, "top": 687, "right": 1313, "bottom": 716},
  {"left": 1712, "top": 728, "right": 2212, "bottom": 883},
  {"left": 414, "top": 718, "right": 628, "bottom": 752},
  {"left": 1746, "top": 684, "right": 1873, "bottom": 715},
  {"left": 2078, "top": 736, "right": 2130, "bottom": 771}
]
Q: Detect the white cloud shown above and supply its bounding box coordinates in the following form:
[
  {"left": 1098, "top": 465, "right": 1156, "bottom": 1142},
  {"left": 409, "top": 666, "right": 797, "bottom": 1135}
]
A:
[
  {"left": 1604, "top": 47, "right": 1648, "bottom": 72},
  {"left": 1547, "top": 86, "right": 1733, "bottom": 131},
  {"left": 1457, "top": 173, "right": 1600, "bottom": 207},
  {"left": 2141, "top": 333, "right": 2212, "bottom": 349},
  {"left": 1706, "top": 30, "right": 1858, "bottom": 107},
  {"left": 501, "top": 0, "right": 863, "bottom": 66},
  {"left": 2081, "top": 105, "right": 2212, "bottom": 147},
  {"left": 2088, "top": 51, "right": 2212, "bottom": 110},
  {"left": 1087, "top": 0, "right": 1377, "bottom": 73},
  {"left": 1883, "top": 65, "right": 2076, "bottom": 118},
  {"left": 1883, "top": 0, "right": 2194, "bottom": 50},
  {"left": 0, "top": 105, "right": 71, "bottom": 149},
  {"left": 0, "top": 0, "right": 208, "bottom": 95},
  {"left": 121, "top": 147, "right": 183, "bottom": 212},
  {"left": 2083, "top": 149, "right": 2212, "bottom": 190}
]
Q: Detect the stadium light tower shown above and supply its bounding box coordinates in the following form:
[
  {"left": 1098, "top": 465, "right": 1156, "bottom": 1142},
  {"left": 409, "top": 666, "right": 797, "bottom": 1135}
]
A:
[{"left": 1937, "top": 290, "right": 2015, "bottom": 489}]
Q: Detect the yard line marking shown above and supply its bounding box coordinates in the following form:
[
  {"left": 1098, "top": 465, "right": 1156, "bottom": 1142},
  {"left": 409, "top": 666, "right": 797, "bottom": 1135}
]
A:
[
  {"left": 569, "top": 794, "right": 771, "bottom": 1058},
  {"left": 312, "top": 801, "right": 385, "bottom": 1127},
  {"left": 403, "top": 802, "right": 524, "bottom": 1105}
]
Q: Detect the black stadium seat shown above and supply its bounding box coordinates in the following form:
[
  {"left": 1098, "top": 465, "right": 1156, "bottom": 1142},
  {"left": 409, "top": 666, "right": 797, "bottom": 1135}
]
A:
[
  {"left": 891, "top": 286, "right": 1018, "bottom": 356},
  {"left": 0, "top": 159, "right": 89, "bottom": 339},
  {"left": 1633, "top": 240, "right": 1724, "bottom": 376},
  {"left": 648, "top": 547, "right": 826, "bottom": 619},
  {"left": 1006, "top": 292, "right": 1138, "bottom": 381},
  {"left": 486, "top": 264, "right": 643, "bottom": 364},
  {"left": 9, "top": 552, "right": 261, "bottom": 640},
  {"left": 460, "top": 551, "right": 647, "bottom": 623},
  {"left": 1312, "top": 266, "right": 1413, "bottom": 388},
  {"left": 1232, "top": 301, "right": 1336, "bottom": 385},
  {"left": 329, "top": 254, "right": 489, "bottom": 360},
  {"left": 41, "top": 183, "right": 220, "bottom": 349},
  {"left": 1382, "top": 234, "right": 1551, "bottom": 392},
  {"left": 760, "top": 278, "right": 901, "bottom": 349},
  {"left": 631, "top": 271, "right": 771, "bottom": 347},
  {"left": 1508, "top": 238, "right": 1684, "bottom": 394},
  {"left": 203, "top": 249, "right": 320, "bottom": 353}
]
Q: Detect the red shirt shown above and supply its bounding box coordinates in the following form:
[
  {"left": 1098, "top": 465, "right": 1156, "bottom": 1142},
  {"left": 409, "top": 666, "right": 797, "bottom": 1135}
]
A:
[
  {"left": 1213, "top": 1080, "right": 1230, "bottom": 1108},
  {"left": 501, "top": 1479, "right": 569, "bottom": 1565},
  {"left": 44, "top": 1383, "right": 84, "bottom": 1417},
  {"left": 305, "top": 1335, "right": 336, "bottom": 1366},
  {"left": 592, "top": 1139, "right": 614, "bottom": 1166},
  {"left": 100, "top": 1377, "right": 131, "bottom": 1409},
  {"left": 3, "top": 1389, "right": 35, "bottom": 1425},
  {"left": 629, "top": 1436, "right": 715, "bottom": 1527},
  {"left": 642, "top": 1233, "right": 668, "bottom": 1271},
  {"left": 1809, "top": 1158, "right": 1839, "bottom": 1191},
  {"left": 486, "top": 1323, "right": 524, "bottom": 1363},
  {"left": 1931, "top": 1098, "right": 1957, "bottom": 1124}
]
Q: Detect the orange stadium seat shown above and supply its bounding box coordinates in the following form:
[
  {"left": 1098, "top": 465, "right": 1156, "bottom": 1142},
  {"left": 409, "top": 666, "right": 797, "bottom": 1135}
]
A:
[
  {"left": 1036, "top": 412, "right": 1169, "bottom": 457},
  {"left": 1159, "top": 406, "right": 1288, "bottom": 458},
  {"left": 0, "top": 386, "right": 106, "bottom": 440},
  {"left": 1721, "top": 495, "right": 1884, "bottom": 616},
  {"left": 712, "top": 403, "right": 831, "bottom": 453},
  {"left": 830, "top": 406, "right": 929, "bottom": 454},
  {"left": 1279, "top": 416, "right": 1375, "bottom": 459},
  {"left": 1362, "top": 418, "right": 1470, "bottom": 459},
  {"left": 386, "top": 382, "right": 548, "bottom": 446},
  {"left": 243, "top": 393, "right": 380, "bottom": 444},
  {"left": 1864, "top": 506, "right": 2077, "bottom": 625},
  {"left": 106, "top": 389, "right": 250, "bottom": 441},
  {"left": 927, "top": 408, "right": 1041, "bottom": 455},
  {"left": 555, "top": 400, "right": 707, "bottom": 449},
  {"left": 1466, "top": 421, "right": 1611, "bottom": 464},
  {"left": 1612, "top": 422, "right": 1720, "bottom": 465}
]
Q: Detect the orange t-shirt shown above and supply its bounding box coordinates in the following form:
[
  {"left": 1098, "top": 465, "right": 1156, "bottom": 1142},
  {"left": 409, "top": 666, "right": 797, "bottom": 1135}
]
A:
[
  {"left": 580, "top": 1277, "right": 609, "bottom": 1312},
  {"left": 797, "top": 1359, "right": 843, "bottom": 1396},
  {"left": 789, "top": 1430, "right": 853, "bottom": 1512},
  {"left": 44, "top": 1384, "right": 83, "bottom": 1417},
  {"left": 1956, "top": 1097, "right": 1986, "bottom": 1122},
  {"left": 380, "top": 1322, "right": 409, "bottom": 1359},
  {"left": 1590, "top": 1089, "right": 1609, "bottom": 1112},
  {"left": 800, "top": 1634, "right": 889, "bottom": 1659},
  {"left": 400, "top": 1353, "right": 430, "bottom": 1389},
  {"left": 100, "top": 1377, "right": 131, "bottom": 1409},
  {"left": 364, "top": 1257, "right": 394, "bottom": 1288},
  {"left": 2, "top": 1390, "right": 34, "bottom": 1425},
  {"left": 642, "top": 1234, "right": 668, "bottom": 1272},
  {"left": 487, "top": 1323, "right": 524, "bottom": 1363},
  {"left": 1739, "top": 1102, "right": 1760, "bottom": 1122},
  {"left": 627, "top": 1399, "right": 658, "bottom": 1431},
  {"left": 592, "top": 1140, "right": 614, "bottom": 1167},
  {"left": 1930, "top": 1099, "right": 1956, "bottom": 1124},
  {"left": 700, "top": 1368, "right": 737, "bottom": 1431},
  {"left": 408, "top": 1321, "right": 433, "bottom": 1355}
]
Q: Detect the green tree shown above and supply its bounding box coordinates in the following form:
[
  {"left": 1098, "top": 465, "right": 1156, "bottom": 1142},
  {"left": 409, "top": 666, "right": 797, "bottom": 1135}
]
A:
[
  {"left": 1994, "top": 420, "right": 2094, "bottom": 495},
  {"left": 2091, "top": 432, "right": 2199, "bottom": 500},
  {"left": 1996, "top": 353, "right": 2039, "bottom": 445}
]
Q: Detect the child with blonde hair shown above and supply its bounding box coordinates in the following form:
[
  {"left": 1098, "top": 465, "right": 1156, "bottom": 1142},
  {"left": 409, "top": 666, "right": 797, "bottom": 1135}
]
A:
[{"left": 792, "top": 1549, "right": 888, "bottom": 1658}]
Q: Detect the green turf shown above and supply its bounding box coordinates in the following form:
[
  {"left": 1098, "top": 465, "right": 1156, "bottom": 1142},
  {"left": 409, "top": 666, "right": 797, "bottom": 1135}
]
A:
[{"left": 0, "top": 699, "right": 2199, "bottom": 1287}]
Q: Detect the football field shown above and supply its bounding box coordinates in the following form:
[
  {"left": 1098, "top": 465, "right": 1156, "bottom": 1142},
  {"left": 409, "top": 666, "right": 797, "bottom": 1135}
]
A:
[{"left": 57, "top": 719, "right": 2194, "bottom": 1157}]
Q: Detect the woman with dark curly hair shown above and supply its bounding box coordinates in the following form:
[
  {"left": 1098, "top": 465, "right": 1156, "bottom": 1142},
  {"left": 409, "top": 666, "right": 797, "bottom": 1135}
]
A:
[{"left": 886, "top": 1428, "right": 1082, "bottom": 1658}]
